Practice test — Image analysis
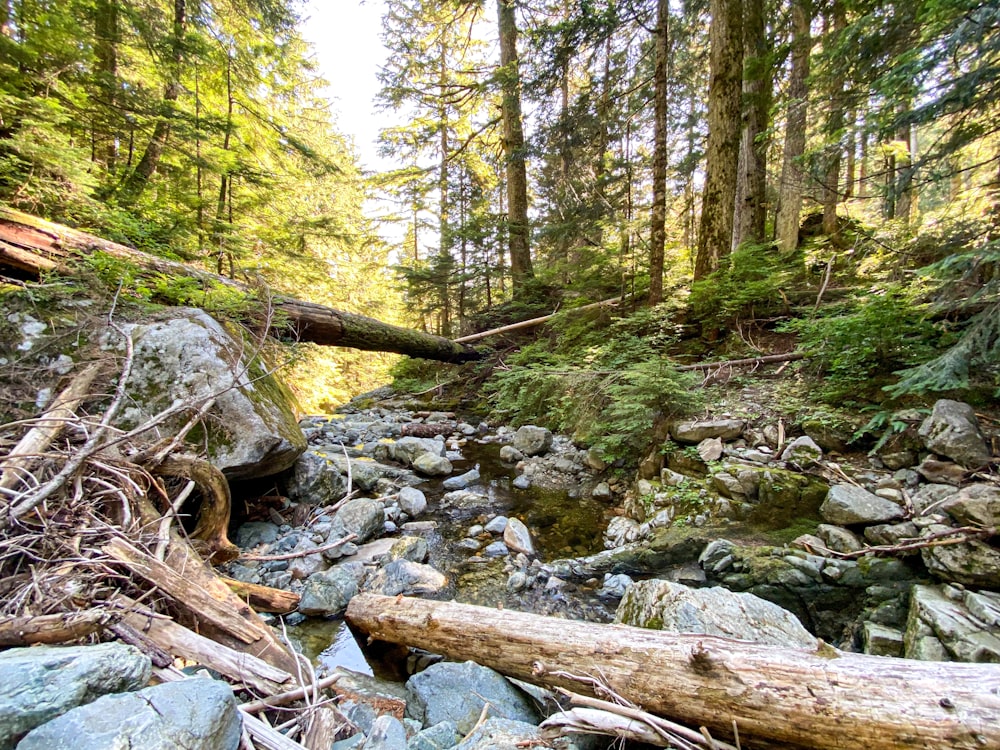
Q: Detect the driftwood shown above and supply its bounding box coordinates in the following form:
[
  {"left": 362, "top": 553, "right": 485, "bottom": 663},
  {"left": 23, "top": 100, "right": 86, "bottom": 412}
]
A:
[
  {"left": 346, "top": 594, "right": 1000, "bottom": 750},
  {"left": 453, "top": 297, "right": 620, "bottom": 343},
  {"left": 0, "top": 207, "right": 483, "bottom": 364},
  {"left": 221, "top": 577, "right": 301, "bottom": 614},
  {"left": 0, "top": 608, "right": 114, "bottom": 646}
]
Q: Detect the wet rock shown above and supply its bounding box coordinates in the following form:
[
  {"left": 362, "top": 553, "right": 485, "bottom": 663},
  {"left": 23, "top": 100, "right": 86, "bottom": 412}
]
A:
[
  {"left": 442, "top": 467, "right": 480, "bottom": 490},
  {"left": 499, "top": 445, "right": 524, "bottom": 463},
  {"left": 920, "top": 525, "right": 1000, "bottom": 588},
  {"left": 512, "top": 425, "right": 553, "bottom": 456},
  {"left": 918, "top": 399, "right": 991, "bottom": 468},
  {"left": 503, "top": 517, "right": 534, "bottom": 555},
  {"left": 779, "top": 436, "right": 823, "bottom": 465},
  {"left": 820, "top": 484, "right": 904, "bottom": 525},
  {"left": 816, "top": 524, "right": 863, "bottom": 554},
  {"left": 512, "top": 474, "right": 531, "bottom": 490},
  {"left": 905, "top": 584, "right": 1000, "bottom": 662},
  {"left": 670, "top": 418, "right": 745, "bottom": 444},
  {"left": 408, "top": 721, "right": 460, "bottom": 750},
  {"left": 287, "top": 449, "right": 349, "bottom": 505},
  {"left": 484, "top": 516, "right": 508, "bottom": 534},
  {"left": 406, "top": 661, "right": 539, "bottom": 733},
  {"left": 939, "top": 484, "right": 1000, "bottom": 528},
  {"left": 385, "top": 536, "right": 429, "bottom": 564},
  {"left": 397, "top": 486, "right": 427, "bottom": 517},
  {"left": 298, "top": 563, "right": 366, "bottom": 616},
  {"left": 413, "top": 453, "right": 453, "bottom": 476},
  {"left": 17, "top": 677, "right": 239, "bottom": 750},
  {"left": 483, "top": 541, "right": 510, "bottom": 558},
  {"left": 615, "top": 580, "right": 817, "bottom": 648},
  {"left": 0, "top": 643, "right": 151, "bottom": 749},
  {"left": 365, "top": 560, "right": 448, "bottom": 597},
  {"left": 454, "top": 718, "right": 542, "bottom": 750},
  {"left": 862, "top": 622, "right": 904, "bottom": 657},
  {"left": 235, "top": 521, "right": 280, "bottom": 549},
  {"left": 605, "top": 516, "right": 641, "bottom": 548},
  {"left": 440, "top": 490, "right": 488, "bottom": 511}
]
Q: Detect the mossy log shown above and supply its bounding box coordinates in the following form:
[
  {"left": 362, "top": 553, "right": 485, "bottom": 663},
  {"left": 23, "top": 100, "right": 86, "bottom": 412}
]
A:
[
  {"left": 0, "top": 207, "right": 483, "bottom": 363},
  {"left": 346, "top": 593, "right": 1000, "bottom": 750}
]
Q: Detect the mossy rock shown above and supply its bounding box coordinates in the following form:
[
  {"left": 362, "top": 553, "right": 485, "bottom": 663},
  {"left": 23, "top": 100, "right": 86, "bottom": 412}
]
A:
[{"left": 745, "top": 467, "right": 829, "bottom": 530}]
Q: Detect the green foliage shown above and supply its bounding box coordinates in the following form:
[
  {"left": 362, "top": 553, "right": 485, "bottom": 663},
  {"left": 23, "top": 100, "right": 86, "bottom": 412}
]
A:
[
  {"left": 688, "top": 243, "right": 799, "bottom": 328},
  {"left": 780, "top": 284, "right": 942, "bottom": 403}
]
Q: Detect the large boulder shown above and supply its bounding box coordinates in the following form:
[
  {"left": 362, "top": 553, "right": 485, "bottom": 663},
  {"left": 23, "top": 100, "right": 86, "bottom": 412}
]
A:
[
  {"left": 904, "top": 584, "right": 1000, "bottom": 662},
  {"left": 390, "top": 436, "right": 447, "bottom": 467},
  {"left": 503, "top": 517, "right": 535, "bottom": 556},
  {"left": 615, "top": 579, "right": 818, "bottom": 649},
  {"left": 298, "top": 563, "right": 367, "bottom": 616},
  {"left": 512, "top": 425, "right": 553, "bottom": 456},
  {"left": 406, "top": 661, "right": 539, "bottom": 733},
  {"left": 333, "top": 498, "right": 386, "bottom": 544},
  {"left": 670, "top": 418, "right": 745, "bottom": 444},
  {"left": 0, "top": 643, "right": 151, "bottom": 750},
  {"left": 363, "top": 559, "right": 448, "bottom": 597},
  {"left": 286, "top": 449, "right": 349, "bottom": 505},
  {"left": 17, "top": 677, "right": 240, "bottom": 750},
  {"left": 918, "top": 399, "right": 992, "bottom": 468},
  {"left": 920, "top": 524, "right": 1000, "bottom": 588},
  {"left": 412, "top": 453, "right": 453, "bottom": 476},
  {"left": 820, "top": 484, "right": 905, "bottom": 525},
  {"left": 117, "top": 309, "right": 305, "bottom": 479},
  {"left": 939, "top": 484, "right": 1000, "bottom": 528}
]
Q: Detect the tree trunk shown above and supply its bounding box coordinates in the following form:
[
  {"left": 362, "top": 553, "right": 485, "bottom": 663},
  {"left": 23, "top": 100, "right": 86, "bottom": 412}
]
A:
[
  {"left": 694, "top": 0, "right": 743, "bottom": 279},
  {"left": 775, "top": 0, "right": 811, "bottom": 253},
  {"left": 497, "top": 0, "right": 533, "bottom": 295},
  {"left": 0, "top": 208, "right": 484, "bottom": 363},
  {"left": 648, "top": 0, "right": 669, "bottom": 306},
  {"left": 732, "top": 0, "right": 771, "bottom": 249},
  {"left": 820, "top": 1, "right": 846, "bottom": 238},
  {"left": 346, "top": 594, "right": 1000, "bottom": 750}
]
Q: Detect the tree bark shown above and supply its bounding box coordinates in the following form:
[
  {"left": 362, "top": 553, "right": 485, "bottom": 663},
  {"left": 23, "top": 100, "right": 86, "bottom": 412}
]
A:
[
  {"left": 346, "top": 594, "right": 1000, "bottom": 750},
  {"left": 694, "top": 0, "right": 743, "bottom": 279},
  {"left": 820, "top": 1, "right": 846, "bottom": 238},
  {"left": 497, "top": 0, "right": 534, "bottom": 295},
  {"left": 775, "top": 0, "right": 812, "bottom": 253},
  {"left": 648, "top": 0, "right": 669, "bottom": 306},
  {"left": 0, "top": 609, "right": 113, "bottom": 646},
  {"left": 0, "top": 208, "right": 484, "bottom": 363}
]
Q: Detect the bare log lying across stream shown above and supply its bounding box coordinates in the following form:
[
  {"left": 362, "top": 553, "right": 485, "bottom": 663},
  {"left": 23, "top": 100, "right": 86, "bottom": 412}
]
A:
[
  {"left": 0, "top": 207, "right": 483, "bottom": 363},
  {"left": 346, "top": 594, "right": 1000, "bottom": 750}
]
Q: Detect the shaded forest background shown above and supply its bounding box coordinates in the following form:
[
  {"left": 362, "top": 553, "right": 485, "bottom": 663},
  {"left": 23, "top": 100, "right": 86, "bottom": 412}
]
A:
[{"left": 0, "top": 0, "right": 997, "bottom": 431}]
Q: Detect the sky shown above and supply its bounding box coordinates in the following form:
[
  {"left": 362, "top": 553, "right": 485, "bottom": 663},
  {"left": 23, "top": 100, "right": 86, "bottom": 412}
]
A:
[{"left": 298, "top": 1, "right": 391, "bottom": 171}]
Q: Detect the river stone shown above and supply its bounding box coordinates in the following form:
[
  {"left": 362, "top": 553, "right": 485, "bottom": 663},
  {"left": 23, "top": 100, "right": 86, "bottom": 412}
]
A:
[
  {"left": 235, "top": 521, "right": 280, "bottom": 549},
  {"left": 364, "top": 559, "right": 448, "bottom": 596},
  {"left": 117, "top": 309, "right": 305, "bottom": 480},
  {"left": 699, "top": 539, "right": 737, "bottom": 574},
  {"left": 905, "top": 584, "right": 1000, "bottom": 662},
  {"left": 16, "top": 677, "right": 239, "bottom": 750},
  {"left": 483, "top": 541, "right": 510, "bottom": 557},
  {"left": 779, "top": 436, "right": 823, "bottom": 465},
  {"left": 385, "top": 536, "right": 429, "bottom": 563},
  {"left": 364, "top": 715, "right": 408, "bottom": 750},
  {"left": 939, "top": 484, "right": 1000, "bottom": 528},
  {"left": 0, "top": 643, "right": 151, "bottom": 750},
  {"left": 397, "top": 486, "right": 427, "bottom": 517},
  {"left": 413, "top": 453, "right": 453, "bottom": 476},
  {"left": 287, "top": 449, "right": 349, "bottom": 505},
  {"left": 503, "top": 517, "right": 534, "bottom": 555},
  {"left": 328, "top": 454, "right": 414, "bottom": 492},
  {"left": 454, "top": 718, "right": 541, "bottom": 750},
  {"left": 408, "top": 721, "right": 460, "bottom": 750},
  {"left": 511, "top": 425, "right": 553, "bottom": 456},
  {"left": 820, "top": 484, "right": 904, "bottom": 525},
  {"left": 334, "top": 498, "right": 385, "bottom": 544},
  {"left": 670, "top": 418, "right": 745, "bottom": 444},
  {"left": 391, "top": 436, "right": 447, "bottom": 466},
  {"left": 920, "top": 524, "right": 1000, "bottom": 588},
  {"left": 592, "top": 481, "right": 612, "bottom": 500},
  {"left": 484, "top": 516, "right": 508, "bottom": 534},
  {"left": 512, "top": 474, "right": 531, "bottom": 490},
  {"left": 615, "top": 580, "right": 818, "bottom": 648},
  {"left": 406, "top": 661, "right": 539, "bottom": 733},
  {"left": 442, "top": 467, "right": 480, "bottom": 490},
  {"left": 298, "top": 563, "right": 366, "bottom": 616},
  {"left": 919, "top": 399, "right": 992, "bottom": 468}
]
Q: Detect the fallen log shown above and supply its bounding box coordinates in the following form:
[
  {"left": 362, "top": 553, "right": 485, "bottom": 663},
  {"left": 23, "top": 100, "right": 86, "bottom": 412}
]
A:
[
  {"left": 0, "top": 608, "right": 114, "bottom": 646},
  {"left": 453, "top": 297, "right": 621, "bottom": 343},
  {"left": 221, "top": 577, "right": 301, "bottom": 614},
  {"left": 0, "top": 207, "right": 483, "bottom": 364},
  {"left": 345, "top": 594, "right": 1000, "bottom": 750},
  {"left": 675, "top": 351, "right": 806, "bottom": 371}
]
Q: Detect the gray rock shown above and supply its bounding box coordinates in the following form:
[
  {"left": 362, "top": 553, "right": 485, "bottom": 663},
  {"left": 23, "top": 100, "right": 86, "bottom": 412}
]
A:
[
  {"left": 116, "top": 310, "right": 305, "bottom": 479},
  {"left": 234, "top": 521, "right": 280, "bottom": 549},
  {"left": 406, "top": 661, "right": 539, "bottom": 733},
  {"left": 598, "top": 573, "right": 634, "bottom": 599},
  {"left": 454, "top": 718, "right": 541, "bottom": 750},
  {"left": 334, "top": 498, "right": 385, "bottom": 544},
  {"left": 864, "top": 521, "right": 919, "bottom": 547},
  {"left": 698, "top": 539, "right": 736, "bottom": 574},
  {"left": 327, "top": 454, "right": 415, "bottom": 492},
  {"left": 385, "top": 536, "right": 429, "bottom": 563},
  {"left": 440, "top": 489, "right": 488, "bottom": 510},
  {"left": 413, "top": 453, "right": 453, "bottom": 476},
  {"left": 862, "top": 622, "right": 904, "bottom": 657},
  {"left": 820, "top": 484, "right": 904, "bottom": 525},
  {"left": 905, "top": 584, "right": 1000, "bottom": 662},
  {"left": 512, "top": 475, "right": 531, "bottom": 490},
  {"left": 398, "top": 486, "right": 427, "bottom": 517},
  {"left": 939, "top": 484, "right": 1000, "bottom": 528},
  {"left": 512, "top": 426, "right": 553, "bottom": 456},
  {"left": 910, "top": 483, "right": 959, "bottom": 514},
  {"left": 484, "top": 516, "right": 508, "bottom": 534},
  {"left": 483, "top": 541, "right": 510, "bottom": 558},
  {"left": 287, "top": 539, "right": 329, "bottom": 578},
  {"left": 779, "top": 436, "right": 823, "bottom": 465},
  {"left": 670, "top": 418, "right": 745, "bottom": 444},
  {"left": 919, "top": 399, "right": 991, "bottom": 468},
  {"left": 0, "top": 643, "right": 151, "bottom": 750},
  {"left": 392, "top": 437, "right": 447, "bottom": 466},
  {"left": 499, "top": 445, "right": 524, "bottom": 463},
  {"left": 592, "top": 482, "right": 611, "bottom": 500},
  {"left": 443, "top": 467, "right": 480, "bottom": 490},
  {"left": 615, "top": 580, "right": 818, "bottom": 649},
  {"left": 696, "top": 437, "right": 724, "bottom": 462},
  {"left": 364, "top": 715, "right": 408, "bottom": 750},
  {"left": 503, "top": 517, "right": 534, "bottom": 555},
  {"left": 364, "top": 560, "right": 448, "bottom": 597},
  {"left": 711, "top": 472, "right": 745, "bottom": 499},
  {"left": 298, "top": 563, "right": 366, "bottom": 616},
  {"left": 287, "top": 449, "right": 349, "bottom": 505},
  {"left": 964, "top": 589, "right": 1000, "bottom": 627},
  {"left": 920, "top": 525, "right": 1000, "bottom": 588},
  {"left": 408, "top": 721, "right": 460, "bottom": 750},
  {"left": 17, "top": 677, "right": 238, "bottom": 750},
  {"left": 816, "top": 524, "right": 863, "bottom": 554}
]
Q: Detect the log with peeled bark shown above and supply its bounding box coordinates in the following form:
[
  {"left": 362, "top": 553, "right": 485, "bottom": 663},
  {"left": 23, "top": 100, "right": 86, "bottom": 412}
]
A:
[
  {"left": 0, "top": 208, "right": 483, "bottom": 364},
  {"left": 345, "top": 594, "right": 1000, "bottom": 750}
]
